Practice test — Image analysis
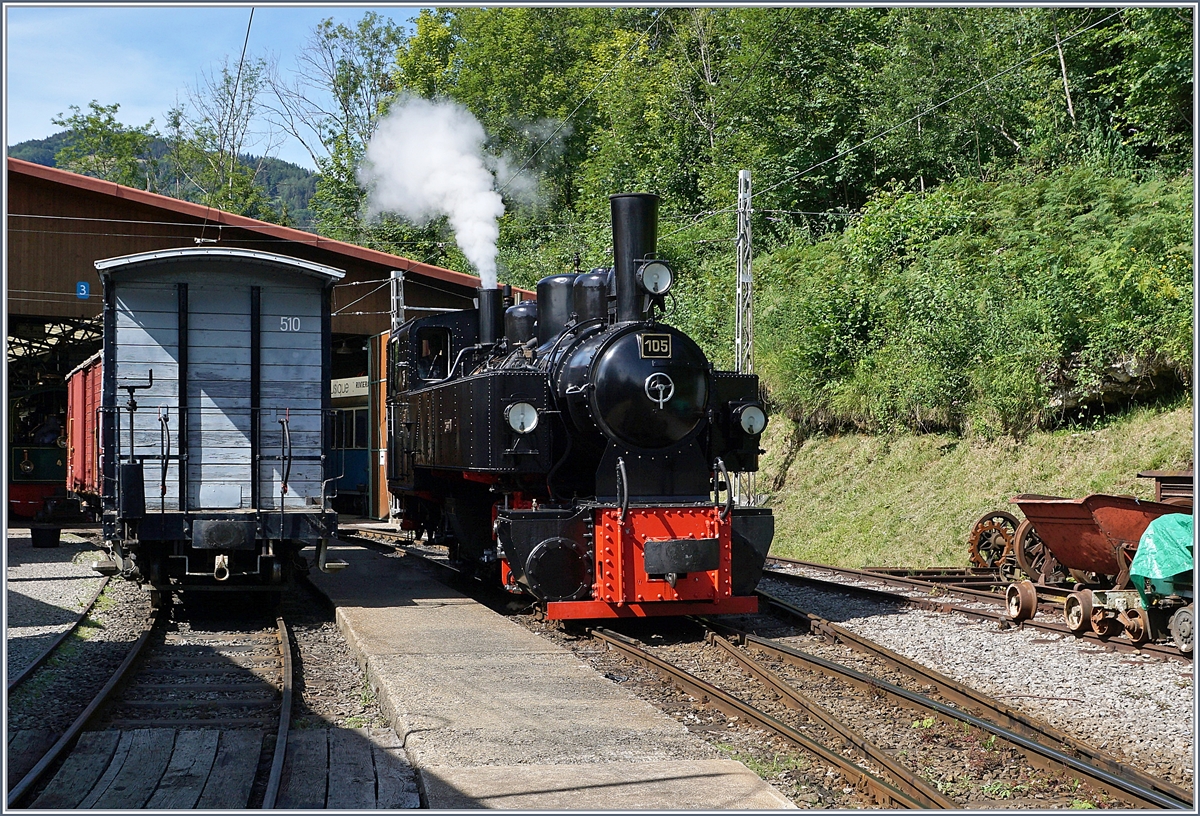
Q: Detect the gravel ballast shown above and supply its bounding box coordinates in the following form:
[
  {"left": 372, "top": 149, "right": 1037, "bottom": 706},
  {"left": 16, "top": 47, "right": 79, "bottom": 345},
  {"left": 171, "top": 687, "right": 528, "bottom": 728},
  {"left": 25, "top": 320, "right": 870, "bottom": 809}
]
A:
[
  {"left": 761, "top": 571, "right": 1195, "bottom": 788},
  {"left": 6, "top": 528, "right": 108, "bottom": 677}
]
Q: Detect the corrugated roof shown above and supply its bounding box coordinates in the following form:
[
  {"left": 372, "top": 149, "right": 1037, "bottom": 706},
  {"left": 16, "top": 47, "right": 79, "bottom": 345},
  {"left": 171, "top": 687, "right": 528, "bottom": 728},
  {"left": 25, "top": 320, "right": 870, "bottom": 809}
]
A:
[{"left": 8, "top": 157, "right": 531, "bottom": 295}]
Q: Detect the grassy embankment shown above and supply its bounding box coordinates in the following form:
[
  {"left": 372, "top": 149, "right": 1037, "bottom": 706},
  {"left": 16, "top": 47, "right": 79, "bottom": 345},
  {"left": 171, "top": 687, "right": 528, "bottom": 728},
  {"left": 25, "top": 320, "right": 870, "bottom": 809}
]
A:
[{"left": 759, "top": 400, "right": 1193, "bottom": 568}]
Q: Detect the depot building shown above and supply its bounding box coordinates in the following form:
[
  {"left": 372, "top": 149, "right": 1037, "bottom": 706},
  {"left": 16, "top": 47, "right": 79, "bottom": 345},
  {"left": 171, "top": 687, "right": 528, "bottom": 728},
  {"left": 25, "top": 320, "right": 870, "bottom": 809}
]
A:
[{"left": 6, "top": 157, "right": 496, "bottom": 521}]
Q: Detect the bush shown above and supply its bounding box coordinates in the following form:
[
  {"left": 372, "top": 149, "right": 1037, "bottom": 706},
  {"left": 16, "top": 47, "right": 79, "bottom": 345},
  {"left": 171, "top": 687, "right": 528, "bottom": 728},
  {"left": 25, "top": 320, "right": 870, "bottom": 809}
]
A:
[{"left": 755, "top": 167, "right": 1193, "bottom": 437}]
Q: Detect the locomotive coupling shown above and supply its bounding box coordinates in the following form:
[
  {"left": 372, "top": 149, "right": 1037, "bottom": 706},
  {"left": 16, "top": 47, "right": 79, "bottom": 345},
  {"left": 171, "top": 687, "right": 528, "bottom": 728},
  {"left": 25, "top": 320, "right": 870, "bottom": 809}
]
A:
[{"left": 213, "top": 554, "right": 231, "bottom": 582}]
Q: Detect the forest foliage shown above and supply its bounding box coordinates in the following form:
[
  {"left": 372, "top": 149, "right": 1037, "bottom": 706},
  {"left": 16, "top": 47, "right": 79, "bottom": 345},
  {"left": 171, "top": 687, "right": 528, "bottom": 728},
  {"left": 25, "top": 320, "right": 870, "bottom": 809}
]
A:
[{"left": 18, "top": 6, "right": 1193, "bottom": 436}]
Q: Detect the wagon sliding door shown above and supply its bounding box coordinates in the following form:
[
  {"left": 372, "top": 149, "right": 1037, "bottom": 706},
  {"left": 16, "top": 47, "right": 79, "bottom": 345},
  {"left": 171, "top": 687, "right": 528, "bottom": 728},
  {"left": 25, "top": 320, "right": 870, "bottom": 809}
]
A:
[
  {"left": 187, "top": 285, "right": 253, "bottom": 509},
  {"left": 257, "top": 282, "right": 323, "bottom": 510}
]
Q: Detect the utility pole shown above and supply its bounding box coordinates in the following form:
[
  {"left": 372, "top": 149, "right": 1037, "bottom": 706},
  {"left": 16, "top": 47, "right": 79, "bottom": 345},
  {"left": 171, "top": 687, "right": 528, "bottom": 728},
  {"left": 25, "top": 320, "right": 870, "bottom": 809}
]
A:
[
  {"left": 390, "top": 270, "right": 405, "bottom": 335},
  {"left": 734, "top": 170, "right": 755, "bottom": 506}
]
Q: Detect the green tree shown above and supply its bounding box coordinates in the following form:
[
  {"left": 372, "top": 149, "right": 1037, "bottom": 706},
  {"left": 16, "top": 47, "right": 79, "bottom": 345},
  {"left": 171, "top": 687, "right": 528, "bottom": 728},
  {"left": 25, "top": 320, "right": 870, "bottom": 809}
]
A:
[{"left": 51, "top": 101, "right": 157, "bottom": 189}]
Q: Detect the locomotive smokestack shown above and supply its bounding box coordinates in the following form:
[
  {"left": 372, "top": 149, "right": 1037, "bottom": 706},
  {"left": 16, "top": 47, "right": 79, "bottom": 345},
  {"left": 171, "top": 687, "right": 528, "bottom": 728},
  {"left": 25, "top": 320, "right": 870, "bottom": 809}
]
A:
[
  {"left": 610, "top": 193, "right": 659, "bottom": 323},
  {"left": 478, "top": 286, "right": 504, "bottom": 344}
]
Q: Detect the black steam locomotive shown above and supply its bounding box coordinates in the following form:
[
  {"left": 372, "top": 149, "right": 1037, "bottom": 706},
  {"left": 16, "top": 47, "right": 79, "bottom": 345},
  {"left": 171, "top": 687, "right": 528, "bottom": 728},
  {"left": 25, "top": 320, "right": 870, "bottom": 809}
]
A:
[{"left": 386, "top": 194, "right": 772, "bottom": 619}]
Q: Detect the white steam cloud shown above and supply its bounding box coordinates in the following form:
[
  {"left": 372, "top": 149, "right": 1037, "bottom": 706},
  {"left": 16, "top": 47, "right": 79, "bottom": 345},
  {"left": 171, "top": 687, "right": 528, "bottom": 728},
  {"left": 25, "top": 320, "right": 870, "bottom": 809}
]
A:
[{"left": 359, "top": 97, "right": 504, "bottom": 288}]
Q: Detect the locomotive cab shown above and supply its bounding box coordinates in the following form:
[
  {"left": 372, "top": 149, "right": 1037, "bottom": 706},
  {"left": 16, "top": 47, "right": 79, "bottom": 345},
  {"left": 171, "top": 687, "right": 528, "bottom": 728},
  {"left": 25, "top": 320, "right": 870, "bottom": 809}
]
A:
[{"left": 387, "top": 193, "right": 773, "bottom": 619}]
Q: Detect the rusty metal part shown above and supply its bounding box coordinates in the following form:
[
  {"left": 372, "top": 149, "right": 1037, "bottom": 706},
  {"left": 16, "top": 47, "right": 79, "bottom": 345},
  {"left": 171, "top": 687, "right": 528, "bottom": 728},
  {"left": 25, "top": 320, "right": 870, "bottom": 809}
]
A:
[
  {"left": 262, "top": 616, "right": 294, "bottom": 809},
  {"left": 1137, "top": 470, "right": 1194, "bottom": 505},
  {"left": 587, "top": 627, "right": 927, "bottom": 809},
  {"left": 1005, "top": 580, "right": 1038, "bottom": 621},
  {"left": 1091, "top": 607, "right": 1119, "bottom": 638},
  {"left": 1064, "top": 591, "right": 1093, "bottom": 635},
  {"left": 7, "top": 576, "right": 110, "bottom": 693},
  {"left": 765, "top": 561, "right": 1191, "bottom": 663},
  {"left": 753, "top": 592, "right": 1192, "bottom": 810},
  {"left": 1069, "top": 569, "right": 1115, "bottom": 587},
  {"left": 1119, "top": 607, "right": 1151, "bottom": 646},
  {"left": 1010, "top": 494, "right": 1183, "bottom": 587},
  {"left": 1013, "top": 518, "right": 1063, "bottom": 585},
  {"left": 968, "top": 511, "right": 1018, "bottom": 570},
  {"left": 7, "top": 612, "right": 157, "bottom": 807},
  {"left": 703, "top": 630, "right": 955, "bottom": 808}
]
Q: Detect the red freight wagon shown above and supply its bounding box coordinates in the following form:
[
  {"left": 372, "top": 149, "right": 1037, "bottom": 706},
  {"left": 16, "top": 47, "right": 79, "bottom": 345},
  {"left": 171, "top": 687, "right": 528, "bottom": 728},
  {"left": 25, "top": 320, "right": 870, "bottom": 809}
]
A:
[{"left": 66, "top": 352, "right": 103, "bottom": 500}]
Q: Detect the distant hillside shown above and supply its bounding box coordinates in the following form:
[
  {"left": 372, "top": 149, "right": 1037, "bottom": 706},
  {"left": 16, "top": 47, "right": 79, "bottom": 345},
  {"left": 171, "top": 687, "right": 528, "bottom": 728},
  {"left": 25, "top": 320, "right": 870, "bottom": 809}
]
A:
[{"left": 8, "top": 132, "right": 317, "bottom": 230}]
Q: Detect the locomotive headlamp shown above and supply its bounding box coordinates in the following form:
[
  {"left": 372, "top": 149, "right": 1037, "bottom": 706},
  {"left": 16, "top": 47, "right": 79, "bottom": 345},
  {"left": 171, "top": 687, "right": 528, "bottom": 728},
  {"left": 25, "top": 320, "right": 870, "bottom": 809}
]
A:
[
  {"left": 636, "top": 261, "right": 674, "bottom": 296},
  {"left": 505, "top": 402, "right": 539, "bottom": 433},
  {"left": 733, "top": 403, "right": 768, "bottom": 435}
]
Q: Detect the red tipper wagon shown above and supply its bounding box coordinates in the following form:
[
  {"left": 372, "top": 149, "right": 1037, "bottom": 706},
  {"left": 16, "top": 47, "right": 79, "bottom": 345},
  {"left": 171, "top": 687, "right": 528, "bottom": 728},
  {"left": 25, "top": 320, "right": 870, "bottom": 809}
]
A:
[{"left": 1010, "top": 493, "right": 1187, "bottom": 588}]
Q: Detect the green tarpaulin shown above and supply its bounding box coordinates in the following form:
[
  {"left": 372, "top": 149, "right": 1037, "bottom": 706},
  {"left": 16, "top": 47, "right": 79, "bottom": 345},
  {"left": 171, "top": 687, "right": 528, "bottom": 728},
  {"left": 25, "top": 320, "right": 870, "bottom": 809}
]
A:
[{"left": 1130, "top": 513, "right": 1193, "bottom": 605}]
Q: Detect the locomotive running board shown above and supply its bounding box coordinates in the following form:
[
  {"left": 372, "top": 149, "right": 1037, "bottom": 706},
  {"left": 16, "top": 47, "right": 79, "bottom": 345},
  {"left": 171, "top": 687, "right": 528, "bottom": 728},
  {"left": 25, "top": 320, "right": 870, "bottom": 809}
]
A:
[{"left": 544, "top": 596, "right": 758, "bottom": 620}]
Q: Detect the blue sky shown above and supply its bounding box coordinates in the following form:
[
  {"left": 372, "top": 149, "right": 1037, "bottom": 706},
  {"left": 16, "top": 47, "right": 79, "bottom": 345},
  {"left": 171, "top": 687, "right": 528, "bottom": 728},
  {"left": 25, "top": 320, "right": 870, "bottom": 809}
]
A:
[{"left": 4, "top": 4, "right": 420, "bottom": 169}]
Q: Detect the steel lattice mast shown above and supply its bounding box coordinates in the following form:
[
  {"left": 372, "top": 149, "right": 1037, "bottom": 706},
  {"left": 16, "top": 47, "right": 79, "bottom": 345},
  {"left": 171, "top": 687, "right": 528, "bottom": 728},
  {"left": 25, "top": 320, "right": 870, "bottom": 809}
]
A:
[{"left": 735, "top": 170, "right": 755, "bottom": 506}]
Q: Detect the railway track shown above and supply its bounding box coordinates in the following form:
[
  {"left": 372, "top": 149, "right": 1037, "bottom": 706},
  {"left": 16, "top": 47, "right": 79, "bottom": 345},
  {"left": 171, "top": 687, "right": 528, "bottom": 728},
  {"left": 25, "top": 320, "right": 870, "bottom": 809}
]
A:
[
  {"left": 767, "top": 558, "right": 1190, "bottom": 662},
  {"left": 588, "top": 614, "right": 1190, "bottom": 810},
  {"left": 745, "top": 592, "right": 1193, "bottom": 809},
  {"left": 326, "top": 527, "right": 1193, "bottom": 806},
  {"left": 7, "top": 576, "right": 110, "bottom": 693},
  {"left": 7, "top": 610, "right": 294, "bottom": 809}
]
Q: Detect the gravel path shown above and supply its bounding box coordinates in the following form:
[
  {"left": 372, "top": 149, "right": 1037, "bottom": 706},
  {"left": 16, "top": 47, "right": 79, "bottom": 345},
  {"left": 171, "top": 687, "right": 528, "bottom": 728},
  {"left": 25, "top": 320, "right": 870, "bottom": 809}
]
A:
[
  {"left": 6, "top": 528, "right": 108, "bottom": 677},
  {"left": 761, "top": 572, "right": 1195, "bottom": 788}
]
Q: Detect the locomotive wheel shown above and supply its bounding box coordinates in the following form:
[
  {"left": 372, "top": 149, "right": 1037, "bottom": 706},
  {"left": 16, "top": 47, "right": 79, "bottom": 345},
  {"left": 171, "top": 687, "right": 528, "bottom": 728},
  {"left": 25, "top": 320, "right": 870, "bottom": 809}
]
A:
[
  {"left": 1090, "top": 607, "right": 1118, "bottom": 639},
  {"left": 1169, "top": 604, "right": 1194, "bottom": 654},
  {"left": 968, "top": 511, "right": 1018, "bottom": 569},
  {"left": 1013, "top": 519, "right": 1063, "bottom": 585},
  {"left": 1121, "top": 607, "right": 1151, "bottom": 646},
  {"left": 1005, "top": 580, "right": 1038, "bottom": 622},
  {"left": 1063, "top": 591, "right": 1093, "bottom": 635}
]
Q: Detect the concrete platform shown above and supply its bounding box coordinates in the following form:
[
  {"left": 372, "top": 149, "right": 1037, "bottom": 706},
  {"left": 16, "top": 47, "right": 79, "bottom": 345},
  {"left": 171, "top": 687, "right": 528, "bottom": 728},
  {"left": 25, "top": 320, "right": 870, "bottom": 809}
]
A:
[{"left": 307, "top": 540, "right": 794, "bottom": 809}]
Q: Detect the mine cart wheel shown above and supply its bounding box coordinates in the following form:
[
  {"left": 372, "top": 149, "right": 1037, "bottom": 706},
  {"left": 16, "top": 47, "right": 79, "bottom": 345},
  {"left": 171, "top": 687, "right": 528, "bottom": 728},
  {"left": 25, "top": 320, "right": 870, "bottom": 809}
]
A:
[
  {"left": 1090, "top": 607, "right": 1118, "bottom": 639},
  {"left": 1013, "top": 519, "right": 1063, "bottom": 585},
  {"left": 1064, "top": 591, "right": 1093, "bottom": 635},
  {"left": 1005, "top": 580, "right": 1038, "bottom": 622},
  {"left": 1163, "top": 497, "right": 1194, "bottom": 510},
  {"left": 968, "top": 511, "right": 1018, "bottom": 569},
  {"left": 1169, "top": 604, "right": 1194, "bottom": 654},
  {"left": 1121, "top": 607, "right": 1151, "bottom": 646}
]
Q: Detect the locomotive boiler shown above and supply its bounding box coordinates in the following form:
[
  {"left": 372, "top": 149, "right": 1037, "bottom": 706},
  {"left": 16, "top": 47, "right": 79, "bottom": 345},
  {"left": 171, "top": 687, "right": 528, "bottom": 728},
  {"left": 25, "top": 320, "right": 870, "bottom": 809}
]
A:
[
  {"left": 67, "top": 248, "right": 346, "bottom": 607},
  {"left": 387, "top": 194, "right": 773, "bottom": 619}
]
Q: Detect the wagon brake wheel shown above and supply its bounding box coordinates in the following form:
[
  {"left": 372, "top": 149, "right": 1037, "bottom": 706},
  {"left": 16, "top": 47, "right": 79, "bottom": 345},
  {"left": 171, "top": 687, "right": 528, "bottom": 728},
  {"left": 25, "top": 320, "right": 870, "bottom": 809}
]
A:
[
  {"left": 1013, "top": 519, "right": 1063, "bottom": 585},
  {"left": 968, "top": 511, "right": 1018, "bottom": 570}
]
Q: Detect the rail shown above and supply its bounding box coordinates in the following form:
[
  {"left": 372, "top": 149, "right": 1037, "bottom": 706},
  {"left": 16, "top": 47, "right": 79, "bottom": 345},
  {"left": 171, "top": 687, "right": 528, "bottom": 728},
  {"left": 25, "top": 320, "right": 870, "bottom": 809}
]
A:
[
  {"left": 752, "top": 591, "right": 1192, "bottom": 810},
  {"left": 7, "top": 576, "right": 110, "bottom": 693},
  {"left": 262, "top": 616, "right": 294, "bottom": 809},
  {"left": 588, "top": 626, "right": 929, "bottom": 809},
  {"left": 765, "top": 561, "right": 1190, "bottom": 662},
  {"left": 6, "top": 610, "right": 158, "bottom": 807}
]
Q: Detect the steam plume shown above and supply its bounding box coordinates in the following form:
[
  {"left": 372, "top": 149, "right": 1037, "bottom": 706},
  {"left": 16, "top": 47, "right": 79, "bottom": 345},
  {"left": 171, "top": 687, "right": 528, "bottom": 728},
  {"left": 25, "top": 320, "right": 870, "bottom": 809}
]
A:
[{"left": 359, "top": 97, "right": 504, "bottom": 288}]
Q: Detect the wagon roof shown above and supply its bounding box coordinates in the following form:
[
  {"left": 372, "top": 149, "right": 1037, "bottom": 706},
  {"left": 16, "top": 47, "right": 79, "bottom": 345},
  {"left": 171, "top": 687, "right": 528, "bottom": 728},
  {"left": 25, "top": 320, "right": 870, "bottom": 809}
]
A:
[{"left": 94, "top": 247, "right": 346, "bottom": 282}]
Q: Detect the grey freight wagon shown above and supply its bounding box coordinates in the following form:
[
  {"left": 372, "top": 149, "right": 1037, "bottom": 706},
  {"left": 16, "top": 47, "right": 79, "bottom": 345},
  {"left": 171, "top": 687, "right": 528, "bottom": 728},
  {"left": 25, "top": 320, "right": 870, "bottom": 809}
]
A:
[{"left": 69, "top": 248, "right": 347, "bottom": 606}]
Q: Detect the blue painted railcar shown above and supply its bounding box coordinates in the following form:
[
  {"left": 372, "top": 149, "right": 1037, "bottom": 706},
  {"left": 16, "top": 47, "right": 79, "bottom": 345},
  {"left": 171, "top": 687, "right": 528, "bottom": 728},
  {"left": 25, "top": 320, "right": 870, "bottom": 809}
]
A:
[{"left": 71, "top": 247, "right": 346, "bottom": 605}]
